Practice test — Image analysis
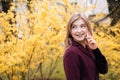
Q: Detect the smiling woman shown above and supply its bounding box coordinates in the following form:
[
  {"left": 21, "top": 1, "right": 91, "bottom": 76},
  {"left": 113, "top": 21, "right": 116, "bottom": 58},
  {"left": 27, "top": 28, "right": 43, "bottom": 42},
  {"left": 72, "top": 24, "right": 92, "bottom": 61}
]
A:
[
  {"left": 63, "top": 12, "right": 108, "bottom": 80},
  {"left": 71, "top": 19, "right": 88, "bottom": 48}
]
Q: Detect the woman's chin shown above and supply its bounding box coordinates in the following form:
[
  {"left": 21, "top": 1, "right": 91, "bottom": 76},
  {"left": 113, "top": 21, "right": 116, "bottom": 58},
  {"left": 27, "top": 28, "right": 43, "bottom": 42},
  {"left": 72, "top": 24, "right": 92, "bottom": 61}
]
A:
[{"left": 74, "top": 38, "right": 85, "bottom": 42}]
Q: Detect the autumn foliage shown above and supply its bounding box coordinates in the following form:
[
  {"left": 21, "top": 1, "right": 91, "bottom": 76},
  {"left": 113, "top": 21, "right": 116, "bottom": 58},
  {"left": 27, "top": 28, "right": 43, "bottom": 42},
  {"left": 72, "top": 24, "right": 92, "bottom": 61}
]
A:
[{"left": 0, "top": 0, "right": 120, "bottom": 80}]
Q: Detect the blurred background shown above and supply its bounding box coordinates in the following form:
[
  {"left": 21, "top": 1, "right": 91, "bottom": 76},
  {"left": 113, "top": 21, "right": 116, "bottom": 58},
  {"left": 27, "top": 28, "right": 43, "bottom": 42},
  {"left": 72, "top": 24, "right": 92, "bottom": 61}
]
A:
[{"left": 0, "top": 0, "right": 120, "bottom": 80}]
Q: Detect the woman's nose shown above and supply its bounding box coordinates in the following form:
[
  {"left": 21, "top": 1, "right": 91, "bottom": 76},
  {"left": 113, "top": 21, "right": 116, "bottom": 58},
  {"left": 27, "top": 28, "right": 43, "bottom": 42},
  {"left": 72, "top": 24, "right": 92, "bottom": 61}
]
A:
[{"left": 77, "top": 27, "right": 82, "bottom": 32}]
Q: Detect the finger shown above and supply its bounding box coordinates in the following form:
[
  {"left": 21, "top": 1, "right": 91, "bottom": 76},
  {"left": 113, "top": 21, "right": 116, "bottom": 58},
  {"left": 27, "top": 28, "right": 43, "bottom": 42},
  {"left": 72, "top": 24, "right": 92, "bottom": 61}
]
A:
[
  {"left": 86, "top": 36, "right": 92, "bottom": 40},
  {"left": 87, "top": 31, "right": 91, "bottom": 36},
  {"left": 87, "top": 38, "right": 96, "bottom": 43},
  {"left": 86, "top": 37, "right": 93, "bottom": 42},
  {"left": 89, "top": 41, "right": 96, "bottom": 45},
  {"left": 87, "top": 39, "right": 92, "bottom": 43},
  {"left": 88, "top": 40, "right": 96, "bottom": 46}
]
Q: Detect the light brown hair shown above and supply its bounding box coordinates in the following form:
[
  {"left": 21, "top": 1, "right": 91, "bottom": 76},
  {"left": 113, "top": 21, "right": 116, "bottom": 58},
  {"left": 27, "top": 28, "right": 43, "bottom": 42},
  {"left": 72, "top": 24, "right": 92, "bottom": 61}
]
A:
[{"left": 65, "top": 12, "right": 93, "bottom": 48}]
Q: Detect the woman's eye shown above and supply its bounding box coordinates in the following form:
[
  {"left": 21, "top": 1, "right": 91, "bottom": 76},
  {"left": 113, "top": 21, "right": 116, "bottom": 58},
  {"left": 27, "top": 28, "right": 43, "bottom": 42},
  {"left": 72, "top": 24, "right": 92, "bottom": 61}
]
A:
[
  {"left": 72, "top": 25, "right": 77, "bottom": 29},
  {"left": 81, "top": 25, "right": 86, "bottom": 28}
]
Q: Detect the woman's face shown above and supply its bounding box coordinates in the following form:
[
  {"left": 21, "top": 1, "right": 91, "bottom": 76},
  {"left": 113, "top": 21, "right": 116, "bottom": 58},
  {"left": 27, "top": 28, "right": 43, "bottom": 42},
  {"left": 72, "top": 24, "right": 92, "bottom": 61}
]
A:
[{"left": 71, "top": 19, "right": 88, "bottom": 42}]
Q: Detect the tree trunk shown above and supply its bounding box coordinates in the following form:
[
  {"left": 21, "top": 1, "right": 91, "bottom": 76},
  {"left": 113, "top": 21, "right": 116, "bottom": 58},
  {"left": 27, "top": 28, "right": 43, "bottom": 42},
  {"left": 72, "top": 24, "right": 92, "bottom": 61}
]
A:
[{"left": 1, "top": 0, "right": 12, "bottom": 13}]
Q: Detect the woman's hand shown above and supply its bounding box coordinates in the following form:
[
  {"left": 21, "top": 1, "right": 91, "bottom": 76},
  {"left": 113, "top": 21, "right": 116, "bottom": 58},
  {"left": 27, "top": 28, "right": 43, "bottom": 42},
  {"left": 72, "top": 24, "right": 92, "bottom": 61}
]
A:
[{"left": 86, "top": 35, "right": 97, "bottom": 50}]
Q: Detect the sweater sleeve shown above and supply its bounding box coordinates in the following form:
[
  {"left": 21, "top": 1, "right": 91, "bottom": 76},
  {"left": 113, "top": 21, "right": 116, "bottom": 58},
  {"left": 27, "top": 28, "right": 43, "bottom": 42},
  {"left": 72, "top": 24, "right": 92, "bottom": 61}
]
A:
[
  {"left": 63, "top": 51, "right": 80, "bottom": 80},
  {"left": 92, "top": 48, "right": 108, "bottom": 74}
]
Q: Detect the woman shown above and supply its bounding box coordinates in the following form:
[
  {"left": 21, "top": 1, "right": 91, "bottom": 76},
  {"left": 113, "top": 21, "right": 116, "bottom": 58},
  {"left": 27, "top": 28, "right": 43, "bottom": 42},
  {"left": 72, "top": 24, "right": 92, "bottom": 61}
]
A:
[{"left": 63, "top": 12, "right": 108, "bottom": 80}]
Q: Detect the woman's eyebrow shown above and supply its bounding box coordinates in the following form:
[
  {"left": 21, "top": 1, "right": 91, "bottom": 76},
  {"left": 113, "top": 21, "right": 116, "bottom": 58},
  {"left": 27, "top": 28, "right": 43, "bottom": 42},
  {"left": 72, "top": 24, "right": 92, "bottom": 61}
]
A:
[
  {"left": 72, "top": 23, "right": 76, "bottom": 25},
  {"left": 72, "top": 24, "right": 76, "bottom": 26}
]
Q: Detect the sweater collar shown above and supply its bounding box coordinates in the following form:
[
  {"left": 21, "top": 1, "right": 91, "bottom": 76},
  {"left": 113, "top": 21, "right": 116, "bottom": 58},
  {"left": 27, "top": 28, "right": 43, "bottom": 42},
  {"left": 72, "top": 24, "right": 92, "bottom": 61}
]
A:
[
  {"left": 71, "top": 39, "right": 87, "bottom": 49},
  {"left": 71, "top": 39, "right": 95, "bottom": 60}
]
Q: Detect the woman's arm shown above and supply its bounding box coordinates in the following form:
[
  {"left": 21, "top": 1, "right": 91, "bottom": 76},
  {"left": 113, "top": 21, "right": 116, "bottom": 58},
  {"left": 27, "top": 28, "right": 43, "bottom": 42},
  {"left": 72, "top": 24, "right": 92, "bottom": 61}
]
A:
[
  {"left": 63, "top": 51, "right": 80, "bottom": 80},
  {"left": 92, "top": 48, "right": 108, "bottom": 74},
  {"left": 86, "top": 35, "right": 108, "bottom": 74}
]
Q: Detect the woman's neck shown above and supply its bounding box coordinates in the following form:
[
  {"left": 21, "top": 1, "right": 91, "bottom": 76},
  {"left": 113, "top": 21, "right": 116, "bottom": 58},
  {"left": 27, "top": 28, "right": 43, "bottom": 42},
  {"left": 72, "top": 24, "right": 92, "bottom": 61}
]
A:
[
  {"left": 79, "top": 40, "right": 87, "bottom": 48},
  {"left": 73, "top": 39, "right": 87, "bottom": 48}
]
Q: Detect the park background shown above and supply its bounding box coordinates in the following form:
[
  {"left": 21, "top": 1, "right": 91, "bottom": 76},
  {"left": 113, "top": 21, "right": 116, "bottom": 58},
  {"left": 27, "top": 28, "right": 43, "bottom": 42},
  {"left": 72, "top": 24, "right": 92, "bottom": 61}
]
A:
[{"left": 0, "top": 0, "right": 120, "bottom": 80}]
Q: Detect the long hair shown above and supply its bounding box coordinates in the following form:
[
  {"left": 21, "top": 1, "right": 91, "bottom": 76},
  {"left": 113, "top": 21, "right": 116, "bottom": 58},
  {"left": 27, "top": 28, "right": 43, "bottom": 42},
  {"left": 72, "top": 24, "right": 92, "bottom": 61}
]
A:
[{"left": 64, "top": 12, "right": 93, "bottom": 48}]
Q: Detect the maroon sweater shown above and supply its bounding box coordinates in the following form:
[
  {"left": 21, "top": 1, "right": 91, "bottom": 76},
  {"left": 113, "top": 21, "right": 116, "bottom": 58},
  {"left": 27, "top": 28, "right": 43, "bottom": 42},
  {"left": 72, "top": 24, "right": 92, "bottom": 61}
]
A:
[{"left": 63, "top": 40, "right": 108, "bottom": 80}]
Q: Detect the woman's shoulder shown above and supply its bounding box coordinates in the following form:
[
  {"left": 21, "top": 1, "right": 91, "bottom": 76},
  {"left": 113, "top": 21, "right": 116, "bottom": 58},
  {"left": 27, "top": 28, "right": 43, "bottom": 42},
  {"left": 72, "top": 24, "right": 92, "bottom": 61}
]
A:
[{"left": 64, "top": 45, "right": 79, "bottom": 57}]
